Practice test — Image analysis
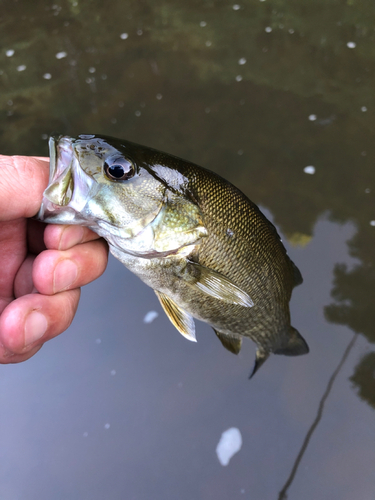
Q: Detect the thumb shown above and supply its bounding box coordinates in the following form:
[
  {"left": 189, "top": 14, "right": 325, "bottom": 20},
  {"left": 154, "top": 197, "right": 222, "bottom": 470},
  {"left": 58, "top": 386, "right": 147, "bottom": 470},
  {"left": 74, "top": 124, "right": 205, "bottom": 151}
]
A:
[{"left": 0, "top": 156, "right": 49, "bottom": 221}]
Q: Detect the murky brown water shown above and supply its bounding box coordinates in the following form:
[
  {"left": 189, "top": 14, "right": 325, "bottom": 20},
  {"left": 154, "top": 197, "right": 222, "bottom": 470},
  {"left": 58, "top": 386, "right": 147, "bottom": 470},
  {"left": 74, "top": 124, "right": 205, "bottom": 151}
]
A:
[{"left": 1, "top": 1, "right": 374, "bottom": 499}]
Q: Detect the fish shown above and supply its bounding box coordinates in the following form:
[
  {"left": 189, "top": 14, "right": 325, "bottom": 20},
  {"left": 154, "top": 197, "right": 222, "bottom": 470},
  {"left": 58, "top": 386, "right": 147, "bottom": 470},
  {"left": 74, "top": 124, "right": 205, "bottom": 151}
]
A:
[{"left": 37, "top": 134, "right": 309, "bottom": 377}]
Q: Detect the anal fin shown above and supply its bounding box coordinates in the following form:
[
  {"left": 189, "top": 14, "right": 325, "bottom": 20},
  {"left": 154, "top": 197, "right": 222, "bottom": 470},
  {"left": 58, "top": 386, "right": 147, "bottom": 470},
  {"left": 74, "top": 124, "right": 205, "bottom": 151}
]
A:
[
  {"left": 155, "top": 290, "right": 196, "bottom": 342},
  {"left": 213, "top": 329, "right": 242, "bottom": 355}
]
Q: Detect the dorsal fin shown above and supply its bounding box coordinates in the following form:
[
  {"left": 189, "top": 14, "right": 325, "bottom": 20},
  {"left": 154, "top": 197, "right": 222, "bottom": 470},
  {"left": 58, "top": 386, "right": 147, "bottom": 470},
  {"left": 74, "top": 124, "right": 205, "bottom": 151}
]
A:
[{"left": 213, "top": 328, "right": 242, "bottom": 355}]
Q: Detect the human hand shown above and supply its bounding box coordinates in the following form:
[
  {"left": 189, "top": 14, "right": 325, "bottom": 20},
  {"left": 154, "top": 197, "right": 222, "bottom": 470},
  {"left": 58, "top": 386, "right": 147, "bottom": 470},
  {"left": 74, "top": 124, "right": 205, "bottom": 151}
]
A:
[{"left": 0, "top": 155, "right": 108, "bottom": 363}]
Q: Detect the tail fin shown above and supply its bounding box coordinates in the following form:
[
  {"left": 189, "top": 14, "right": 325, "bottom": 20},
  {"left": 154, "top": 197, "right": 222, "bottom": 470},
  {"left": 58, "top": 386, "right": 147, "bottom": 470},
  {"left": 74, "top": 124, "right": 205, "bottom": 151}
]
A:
[{"left": 274, "top": 327, "right": 309, "bottom": 356}]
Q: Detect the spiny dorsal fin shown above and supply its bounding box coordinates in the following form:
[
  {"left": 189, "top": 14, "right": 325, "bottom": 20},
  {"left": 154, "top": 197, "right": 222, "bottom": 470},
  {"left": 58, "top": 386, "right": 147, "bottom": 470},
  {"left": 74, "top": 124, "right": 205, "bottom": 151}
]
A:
[
  {"left": 213, "top": 329, "right": 242, "bottom": 355},
  {"left": 154, "top": 290, "right": 196, "bottom": 342},
  {"left": 183, "top": 262, "right": 254, "bottom": 308}
]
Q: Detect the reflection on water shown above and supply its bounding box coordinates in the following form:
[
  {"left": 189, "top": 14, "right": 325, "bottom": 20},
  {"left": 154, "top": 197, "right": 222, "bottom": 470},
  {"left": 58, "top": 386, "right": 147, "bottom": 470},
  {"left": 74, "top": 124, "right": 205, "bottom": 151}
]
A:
[{"left": 1, "top": 1, "right": 374, "bottom": 499}]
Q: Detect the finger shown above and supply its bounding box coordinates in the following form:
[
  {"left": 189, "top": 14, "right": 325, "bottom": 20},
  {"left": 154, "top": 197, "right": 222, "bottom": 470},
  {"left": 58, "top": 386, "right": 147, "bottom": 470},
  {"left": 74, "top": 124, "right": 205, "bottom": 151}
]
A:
[
  {"left": 0, "top": 289, "right": 80, "bottom": 362},
  {"left": 32, "top": 239, "right": 108, "bottom": 295},
  {"left": 44, "top": 224, "right": 103, "bottom": 251},
  {"left": 0, "top": 156, "right": 49, "bottom": 220},
  {"left": 14, "top": 255, "right": 38, "bottom": 298}
]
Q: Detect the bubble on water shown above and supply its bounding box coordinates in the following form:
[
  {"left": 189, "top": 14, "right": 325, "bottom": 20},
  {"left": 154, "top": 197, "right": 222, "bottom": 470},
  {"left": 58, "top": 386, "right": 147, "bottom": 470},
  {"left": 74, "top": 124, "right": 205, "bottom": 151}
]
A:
[
  {"left": 137, "top": 29, "right": 143, "bottom": 36},
  {"left": 7, "top": 100, "right": 13, "bottom": 106},
  {"left": 265, "top": 26, "right": 272, "bottom": 33},
  {"left": 111, "top": 118, "right": 117, "bottom": 124},
  {"left": 365, "top": 188, "right": 371, "bottom": 194},
  {"left": 216, "top": 428, "right": 243, "bottom": 466},
  {"left": 43, "top": 73, "right": 52, "bottom": 79},
  {"left": 361, "top": 151, "right": 367, "bottom": 156},
  {"left": 110, "top": 370, "right": 116, "bottom": 376},
  {"left": 238, "top": 57, "right": 246, "bottom": 65},
  {"left": 370, "top": 220, "right": 375, "bottom": 227},
  {"left": 361, "top": 106, "right": 367, "bottom": 112},
  {"left": 200, "top": 21, "right": 207, "bottom": 27},
  {"left": 6, "top": 49, "right": 15, "bottom": 57},
  {"left": 104, "top": 423, "right": 110, "bottom": 430},
  {"left": 236, "top": 75, "right": 243, "bottom": 82},
  {"left": 120, "top": 33, "right": 129, "bottom": 39},
  {"left": 288, "top": 28, "right": 294, "bottom": 34},
  {"left": 89, "top": 67, "right": 96, "bottom": 73},
  {"left": 232, "top": 4, "right": 241, "bottom": 10},
  {"left": 55, "top": 51, "right": 67, "bottom": 59},
  {"left": 205, "top": 41, "right": 212, "bottom": 47},
  {"left": 308, "top": 114, "right": 317, "bottom": 121},
  {"left": 83, "top": 432, "right": 88, "bottom": 437},
  {"left": 95, "top": 338, "right": 102, "bottom": 344},
  {"left": 237, "top": 149, "right": 244, "bottom": 155},
  {"left": 101, "top": 74, "right": 107, "bottom": 80},
  {"left": 41, "top": 134, "right": 48, "bottom": 140},
  {"left": 156, "top": 93, "right": 163, "bottom": 100},
  {"left": 135, "top": 110, "right": 141, "bottom": 117},
  {"left": 205, "top": 107, "right": 210, "bottom": 113},
  {"left": 347, "top": 41, "right": 356, "bottom": 49},
  {"left": 143, "top": 311, "right": 159, "bottom": 324},
  {"left": 85, "top": 77, "right": 93, "bottom": 84},
  {"left": 17, "top": 65, "right": 26, "bottom": 72},
  {"left": 304, "top": 166, "right": 315, "bottom": 175}
]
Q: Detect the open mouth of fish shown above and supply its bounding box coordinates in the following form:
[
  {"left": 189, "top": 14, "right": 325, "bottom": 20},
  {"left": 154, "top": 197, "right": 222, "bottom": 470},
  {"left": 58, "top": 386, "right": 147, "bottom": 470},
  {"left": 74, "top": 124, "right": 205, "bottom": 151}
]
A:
[{"left": 37, "top": 135, "right": 95, "bottom": 224}]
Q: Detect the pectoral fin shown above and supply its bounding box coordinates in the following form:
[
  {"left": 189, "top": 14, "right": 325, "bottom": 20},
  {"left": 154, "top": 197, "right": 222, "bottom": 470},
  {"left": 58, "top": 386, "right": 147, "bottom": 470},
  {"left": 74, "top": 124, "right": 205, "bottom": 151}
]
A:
[
  {"left": 183, "top": 262, "right": 254, "bottom": 307},
  {"left": 213, "top": 329, "right": 242, "bottom": 355},
  {"left": 155, "top": 290, "right": 196, "bottom": 342}
]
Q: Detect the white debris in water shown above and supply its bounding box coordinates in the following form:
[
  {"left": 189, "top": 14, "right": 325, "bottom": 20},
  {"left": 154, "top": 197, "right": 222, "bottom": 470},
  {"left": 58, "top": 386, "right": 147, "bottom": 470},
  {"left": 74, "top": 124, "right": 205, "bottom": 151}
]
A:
[
  {"left": 361, "top": 106, "right": 367, "bottom": 112},
  {"left": 143, "top": 310, "right": 159, "bottom": 324},
  {"left": 308, "top": 114, "right": 317, "bottom": 121},
  {"left": 120, "top": 33, "right": 129, "bottom": 39},
  {"left": 232, "top": 4, "right": 241, "bottom": 10},
  {"left": 104, "top": 423, "right": 110, "bottom": 430},
  {"left": 200, "top": 21, "right": 207, "bottom": 27},
  {"left": 235, "top": 75, "right": 243, "bottom": 82},
  {"left": 89, "top": 67, "right": 96, "bottom": 73},
  {"left": 347, "top": 41, "right": 356, "bottom": 49},
  {"left": 304, "top": 166, "right": 316, "bottom": 175},
  {"left": 43, "top": 73, "right": 52, "bottom": 79},
  {"left": 238, "top": 57, "right": 246, "bottom": 65},
  {"left": 6, "top": 49, "right": 15, "bottom": 57},
  {"left": 17, "top": 65, "right": 26, "bottom": 72},
  {"left": 110, "top": 370, "right": 116, "bottom": 376},
  {"left": 216, "top": 427, "right": 243, "bottom": 466},
  {"left": 55, "top": 51, "right": 67, "bottom": 59},
  {"left": 265, "top": 26, "right": 272, "bottom": 33},
  {"left": 370, "top": 220, "right": 375, "bottom": 227}
]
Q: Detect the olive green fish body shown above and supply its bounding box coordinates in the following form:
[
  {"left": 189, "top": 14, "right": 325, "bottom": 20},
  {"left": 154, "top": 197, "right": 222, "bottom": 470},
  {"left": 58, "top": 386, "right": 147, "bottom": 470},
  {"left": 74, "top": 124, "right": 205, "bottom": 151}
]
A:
[{"left": 37, "top": 135, "right": 308, "bottom": 376}]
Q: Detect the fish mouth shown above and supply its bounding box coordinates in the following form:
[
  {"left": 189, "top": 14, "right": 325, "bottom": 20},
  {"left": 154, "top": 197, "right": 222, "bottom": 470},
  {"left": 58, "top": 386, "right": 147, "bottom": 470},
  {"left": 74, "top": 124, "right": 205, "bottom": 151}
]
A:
[{"left": 37, "top": 135, "right": 95, "bottom": 224}]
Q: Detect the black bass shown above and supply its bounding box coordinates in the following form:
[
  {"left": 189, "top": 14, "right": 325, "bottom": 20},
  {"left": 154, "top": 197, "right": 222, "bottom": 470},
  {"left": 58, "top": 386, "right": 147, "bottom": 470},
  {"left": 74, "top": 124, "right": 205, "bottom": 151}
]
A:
[{"left": 37, "top": 134, "right": 309, "bottom": 377}]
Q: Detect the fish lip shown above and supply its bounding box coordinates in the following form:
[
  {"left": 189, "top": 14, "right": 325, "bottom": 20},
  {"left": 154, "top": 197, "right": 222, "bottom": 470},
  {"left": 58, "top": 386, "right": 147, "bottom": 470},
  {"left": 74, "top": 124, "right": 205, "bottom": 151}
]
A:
[{"left": 37, "top": 135, "right": 94, "bottom": 223}]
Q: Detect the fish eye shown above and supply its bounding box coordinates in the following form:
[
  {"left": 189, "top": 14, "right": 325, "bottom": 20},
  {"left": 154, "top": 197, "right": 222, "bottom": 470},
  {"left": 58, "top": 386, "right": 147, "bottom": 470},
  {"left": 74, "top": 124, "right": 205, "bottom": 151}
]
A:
[{"left": 104, "top": 156, "right": 135, "bottom": 181}]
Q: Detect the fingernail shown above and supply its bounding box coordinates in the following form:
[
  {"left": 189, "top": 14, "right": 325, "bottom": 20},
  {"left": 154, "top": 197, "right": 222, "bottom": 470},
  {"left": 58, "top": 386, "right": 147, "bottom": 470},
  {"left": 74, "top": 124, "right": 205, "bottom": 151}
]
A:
[
  {"left": 24, "top": 311, "right": 48, "bottom": 347},
  {"left": 54, "top": 259, "right": 78, "bottom": 292},
  {"left": 59, "top": 226, "right": 84, "bottom": 250}
]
